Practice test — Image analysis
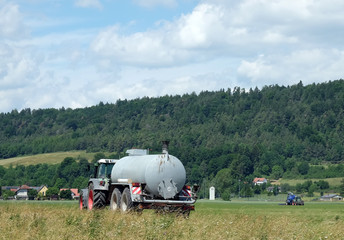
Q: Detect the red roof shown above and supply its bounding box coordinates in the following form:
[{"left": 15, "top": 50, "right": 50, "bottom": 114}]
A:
[
  {"left": 20, "top": 185, "right": 31, "bottom": 190},
  {"left": 70, "top": 188, "right": 80, "bottom": 197},
  {"left": 59, "top": 188, "right": 80, "bottom": 197},
  {"left": 253, "top": 178, "right": 267, "bottom": 183}
]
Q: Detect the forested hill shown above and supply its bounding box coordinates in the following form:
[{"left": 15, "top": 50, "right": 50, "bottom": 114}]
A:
[{"left": 1, "top": 80, "right": 344, "bottom": 183}]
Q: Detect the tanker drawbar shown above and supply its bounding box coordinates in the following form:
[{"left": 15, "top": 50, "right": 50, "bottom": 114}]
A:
[{"left": 80, "top": 142, "right": 198, "bottom": 216}]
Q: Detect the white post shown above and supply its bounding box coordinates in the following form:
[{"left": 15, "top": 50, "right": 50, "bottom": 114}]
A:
[{"left": 209, "top": 186, "right": 215, "bottom": 200}]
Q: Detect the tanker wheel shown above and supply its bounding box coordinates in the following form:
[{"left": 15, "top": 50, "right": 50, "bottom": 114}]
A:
[
  {"left": 88, "top": 183, "right": 106, "bottom": 210},
  {"left": 120, "top": 188, "right": 133, "bottom": 213},
  {"left": 110, "top": 188, "right": 121, "bottom": 211}
]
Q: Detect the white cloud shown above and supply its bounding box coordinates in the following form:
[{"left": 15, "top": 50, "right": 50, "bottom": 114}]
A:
[
  {"left": 237, "top": 49, "right": 344, "bottom": 87},
  {"left": 0, "top": 2, "right": 28, "bottom": 39},
  {"left": 2, "top": 0, "right": 344, "bottom": 113},
  {"left": 75, "top": 0, "right": 103, "bottom": 9},
  {"left": 133, "top": 0, "right": 178, "bottom": 8}
]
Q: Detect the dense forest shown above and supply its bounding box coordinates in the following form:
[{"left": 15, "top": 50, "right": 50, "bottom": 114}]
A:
[{"left": 1, "top": 80, "right": 344, "bottom": 197}]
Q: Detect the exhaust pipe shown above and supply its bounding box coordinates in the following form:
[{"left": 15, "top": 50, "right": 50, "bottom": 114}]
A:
[{"left": 162, "top": 140, "right": 169, "bottom": 154}]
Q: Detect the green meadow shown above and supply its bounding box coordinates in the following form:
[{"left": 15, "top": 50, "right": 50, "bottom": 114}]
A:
[{"left": 0, "top": 200, "right": 343, "bottom": 240}]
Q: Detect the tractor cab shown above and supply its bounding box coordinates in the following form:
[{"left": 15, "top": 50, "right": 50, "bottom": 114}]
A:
[{"left": 94, "top": 159, "right": 118, "bottom": 179}]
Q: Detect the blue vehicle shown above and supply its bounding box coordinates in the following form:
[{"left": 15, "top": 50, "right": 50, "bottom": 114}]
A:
[{"left": 286, "top": 192, "right": 304, "bottom": 205}]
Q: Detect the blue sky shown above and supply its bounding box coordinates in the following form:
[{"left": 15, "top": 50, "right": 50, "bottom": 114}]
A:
[{"left": 1, "top": 0, "right": 344, "bottom": 113}]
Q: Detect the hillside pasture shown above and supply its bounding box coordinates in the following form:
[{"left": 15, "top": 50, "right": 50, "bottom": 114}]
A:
[
  {"left": 0, "top": 151, "right": 115, "bottom": 167},
  {"left": 0, "top": 200, "right": 343, "bottom": 240},
  {"left": 273, "top": 177, "right": 343, "bottom": 187}
]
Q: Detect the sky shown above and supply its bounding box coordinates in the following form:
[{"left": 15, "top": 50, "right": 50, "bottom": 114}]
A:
[{"left": 1, "top": 0, "right": 344, "bottom": 113}]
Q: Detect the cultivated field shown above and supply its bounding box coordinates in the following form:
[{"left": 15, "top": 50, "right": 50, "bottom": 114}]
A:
[{"left": 0, "top": 200, "right": 343, "bottom": 240}]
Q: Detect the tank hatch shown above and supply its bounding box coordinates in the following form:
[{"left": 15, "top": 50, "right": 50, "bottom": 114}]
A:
[
  {"left": 158, "top": 178, "right": 178, "bottom": 199},
  {"left": 126, "top": 149, "right": 149, "bottom": 156}
]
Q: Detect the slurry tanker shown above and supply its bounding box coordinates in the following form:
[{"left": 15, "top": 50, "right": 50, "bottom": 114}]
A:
[{"left": 80, "top": 142, "right": 197, "bottom": 216}]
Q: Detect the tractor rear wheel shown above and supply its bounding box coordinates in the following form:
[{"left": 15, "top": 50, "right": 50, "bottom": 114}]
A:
[
  {"left": 120, "top": 188, "right": 133, "bottom": 213},
  {"left": 110, "top": 188, "right": 121, "bottom": 211},
  {"left": 88, "top": 183, "right": 106, "bottom": 210}
]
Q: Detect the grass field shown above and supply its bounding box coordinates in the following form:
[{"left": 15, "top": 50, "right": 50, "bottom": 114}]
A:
[
  {"left": 273, "top": 177, "right": 343, "bottom": 187},
  {"left": 0, "top": 200, "right": 343, "bottom": 240},
  {"left": 0, "top": 151, "right": 116, "bottom": 167}
]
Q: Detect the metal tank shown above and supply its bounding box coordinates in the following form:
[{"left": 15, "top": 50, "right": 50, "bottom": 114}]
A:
[{"left": 111, "top": 152, "right": 186, "bottom": 199}]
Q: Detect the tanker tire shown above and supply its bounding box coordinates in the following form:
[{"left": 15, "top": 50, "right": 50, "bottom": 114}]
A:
[
  {"left": 120, "top": 188, "right": 133, "bottom": 213},
  {"left": 110, "top": 188, "right": 121, "bottom": 211}
]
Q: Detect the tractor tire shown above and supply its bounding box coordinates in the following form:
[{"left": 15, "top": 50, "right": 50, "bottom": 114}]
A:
[
  {"left": 110, "top": 188, "right": 121, "bottom": 211},
  {"left": 87, "top": 183, "right": 106, "bottom": 210},
  {"left": 120, "top": 188, "right": 133, "bottom": 213}
]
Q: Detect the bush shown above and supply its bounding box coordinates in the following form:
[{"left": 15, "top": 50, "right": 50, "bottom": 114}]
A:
[{"left": 221, "top": 189, "right": 231, "bottom": 201}]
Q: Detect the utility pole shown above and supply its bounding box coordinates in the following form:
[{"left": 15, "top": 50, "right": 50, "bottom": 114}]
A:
[{"left": 239, "top": 179, "right": 241, "bottom": 198}]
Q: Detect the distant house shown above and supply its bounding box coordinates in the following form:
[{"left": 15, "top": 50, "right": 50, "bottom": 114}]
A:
[
  {"left": 2, "top": 186, "right": 19, "bottom": 193},
  {"left": 320, "top": 194, "right": 343, "bottom": 201},
  {"left": 70, "top": 188, "right": 80, "bottom": 200},
  {"left": 253, "top": 178, "right": 268, "bottom": 185},
  {"left": 267, "top": 186, "right": 281, "bottom": 193},
  {"left": 32, "top": 185, "right": 48, "bottom": 198},
  {"left": 16, "top": 185, "right": 31, "bottom": 200}
]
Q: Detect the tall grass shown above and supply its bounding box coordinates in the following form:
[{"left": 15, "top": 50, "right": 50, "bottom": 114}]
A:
[{"left": 0, "top": 200, "right": 343, "bottom": 240}]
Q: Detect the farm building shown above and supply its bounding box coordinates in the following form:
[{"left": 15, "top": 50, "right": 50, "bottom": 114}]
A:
[
  {"left": 32, "top": 185, "right": 49, "bottom": 197},
  {"left": 2, "top": 185, "right": 48, "bottom": 200},
  {"left": 320, "top": 194, "right": 343, "bottom": 201},
  {"left": 253, "top": 178, "right": 267, "bottom": 185},
  {"left": 16, "top": 185, "right": 31, "bottom": 200}
]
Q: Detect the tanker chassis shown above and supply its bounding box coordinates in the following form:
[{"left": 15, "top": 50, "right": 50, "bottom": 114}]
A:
[{"left": 80, "top": 143, "right": 197, "bottom": 215}]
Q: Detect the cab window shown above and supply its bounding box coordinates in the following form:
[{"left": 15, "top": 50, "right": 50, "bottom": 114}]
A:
[{"left": 97, "top": 164, "right": 106, "bottom": 178}]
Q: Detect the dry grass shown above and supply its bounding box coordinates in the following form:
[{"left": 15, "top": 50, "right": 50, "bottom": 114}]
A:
[{"left": 0, "top": 200, "right": 343, "bottom": 240}]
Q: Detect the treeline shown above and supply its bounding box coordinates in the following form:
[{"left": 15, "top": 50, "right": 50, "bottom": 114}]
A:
[{"left": 1, "top": 80, "right": 344, "bottom": 190}]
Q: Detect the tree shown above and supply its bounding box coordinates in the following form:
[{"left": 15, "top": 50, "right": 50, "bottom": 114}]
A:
[
  {"left": 307, "top": 184, "right": 317, "bottom": 197},
  {"left": 253, "top": 184, "right": 261, "bottom": 194},
  {"left": 46, "top": 187, "right": 60, "bottom": 199},
  {"left": 340, "top": 178, "right": 344, "bottom": 196},
  {"left": 298, "top": 162, "right": 309, "bottom": 175},
  {"left": 2, "top": 190, "right": 15, "bottom": 200},
  {"left": 295, "top": 183, "right": 303, "bottom": 193},
  {"left": 93, "top": 153, "right": 106, "bottom": 163},
  {"left": 273, "top": 185, "right": 279, "bottom": 196},
  {"left": 54, "top": 178, "right": 67, "bottom": 189},
  {"left": 315, "top": 180, "right": 329, "bottom": 190},
  {"left": 28, "top": 189, "right": 38, "bottom": 200},
  {"left": 221, "top": 189, "right": 231, "bottom": 201},
  {"left": 240, "top": 183, "right": 253, "bottom": 198},
  {"left": 60, "top": 189, "right": 72, "bottom": 200},
  {"left": 271, "top": 165, "right": 284, "bottom": 180}
]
